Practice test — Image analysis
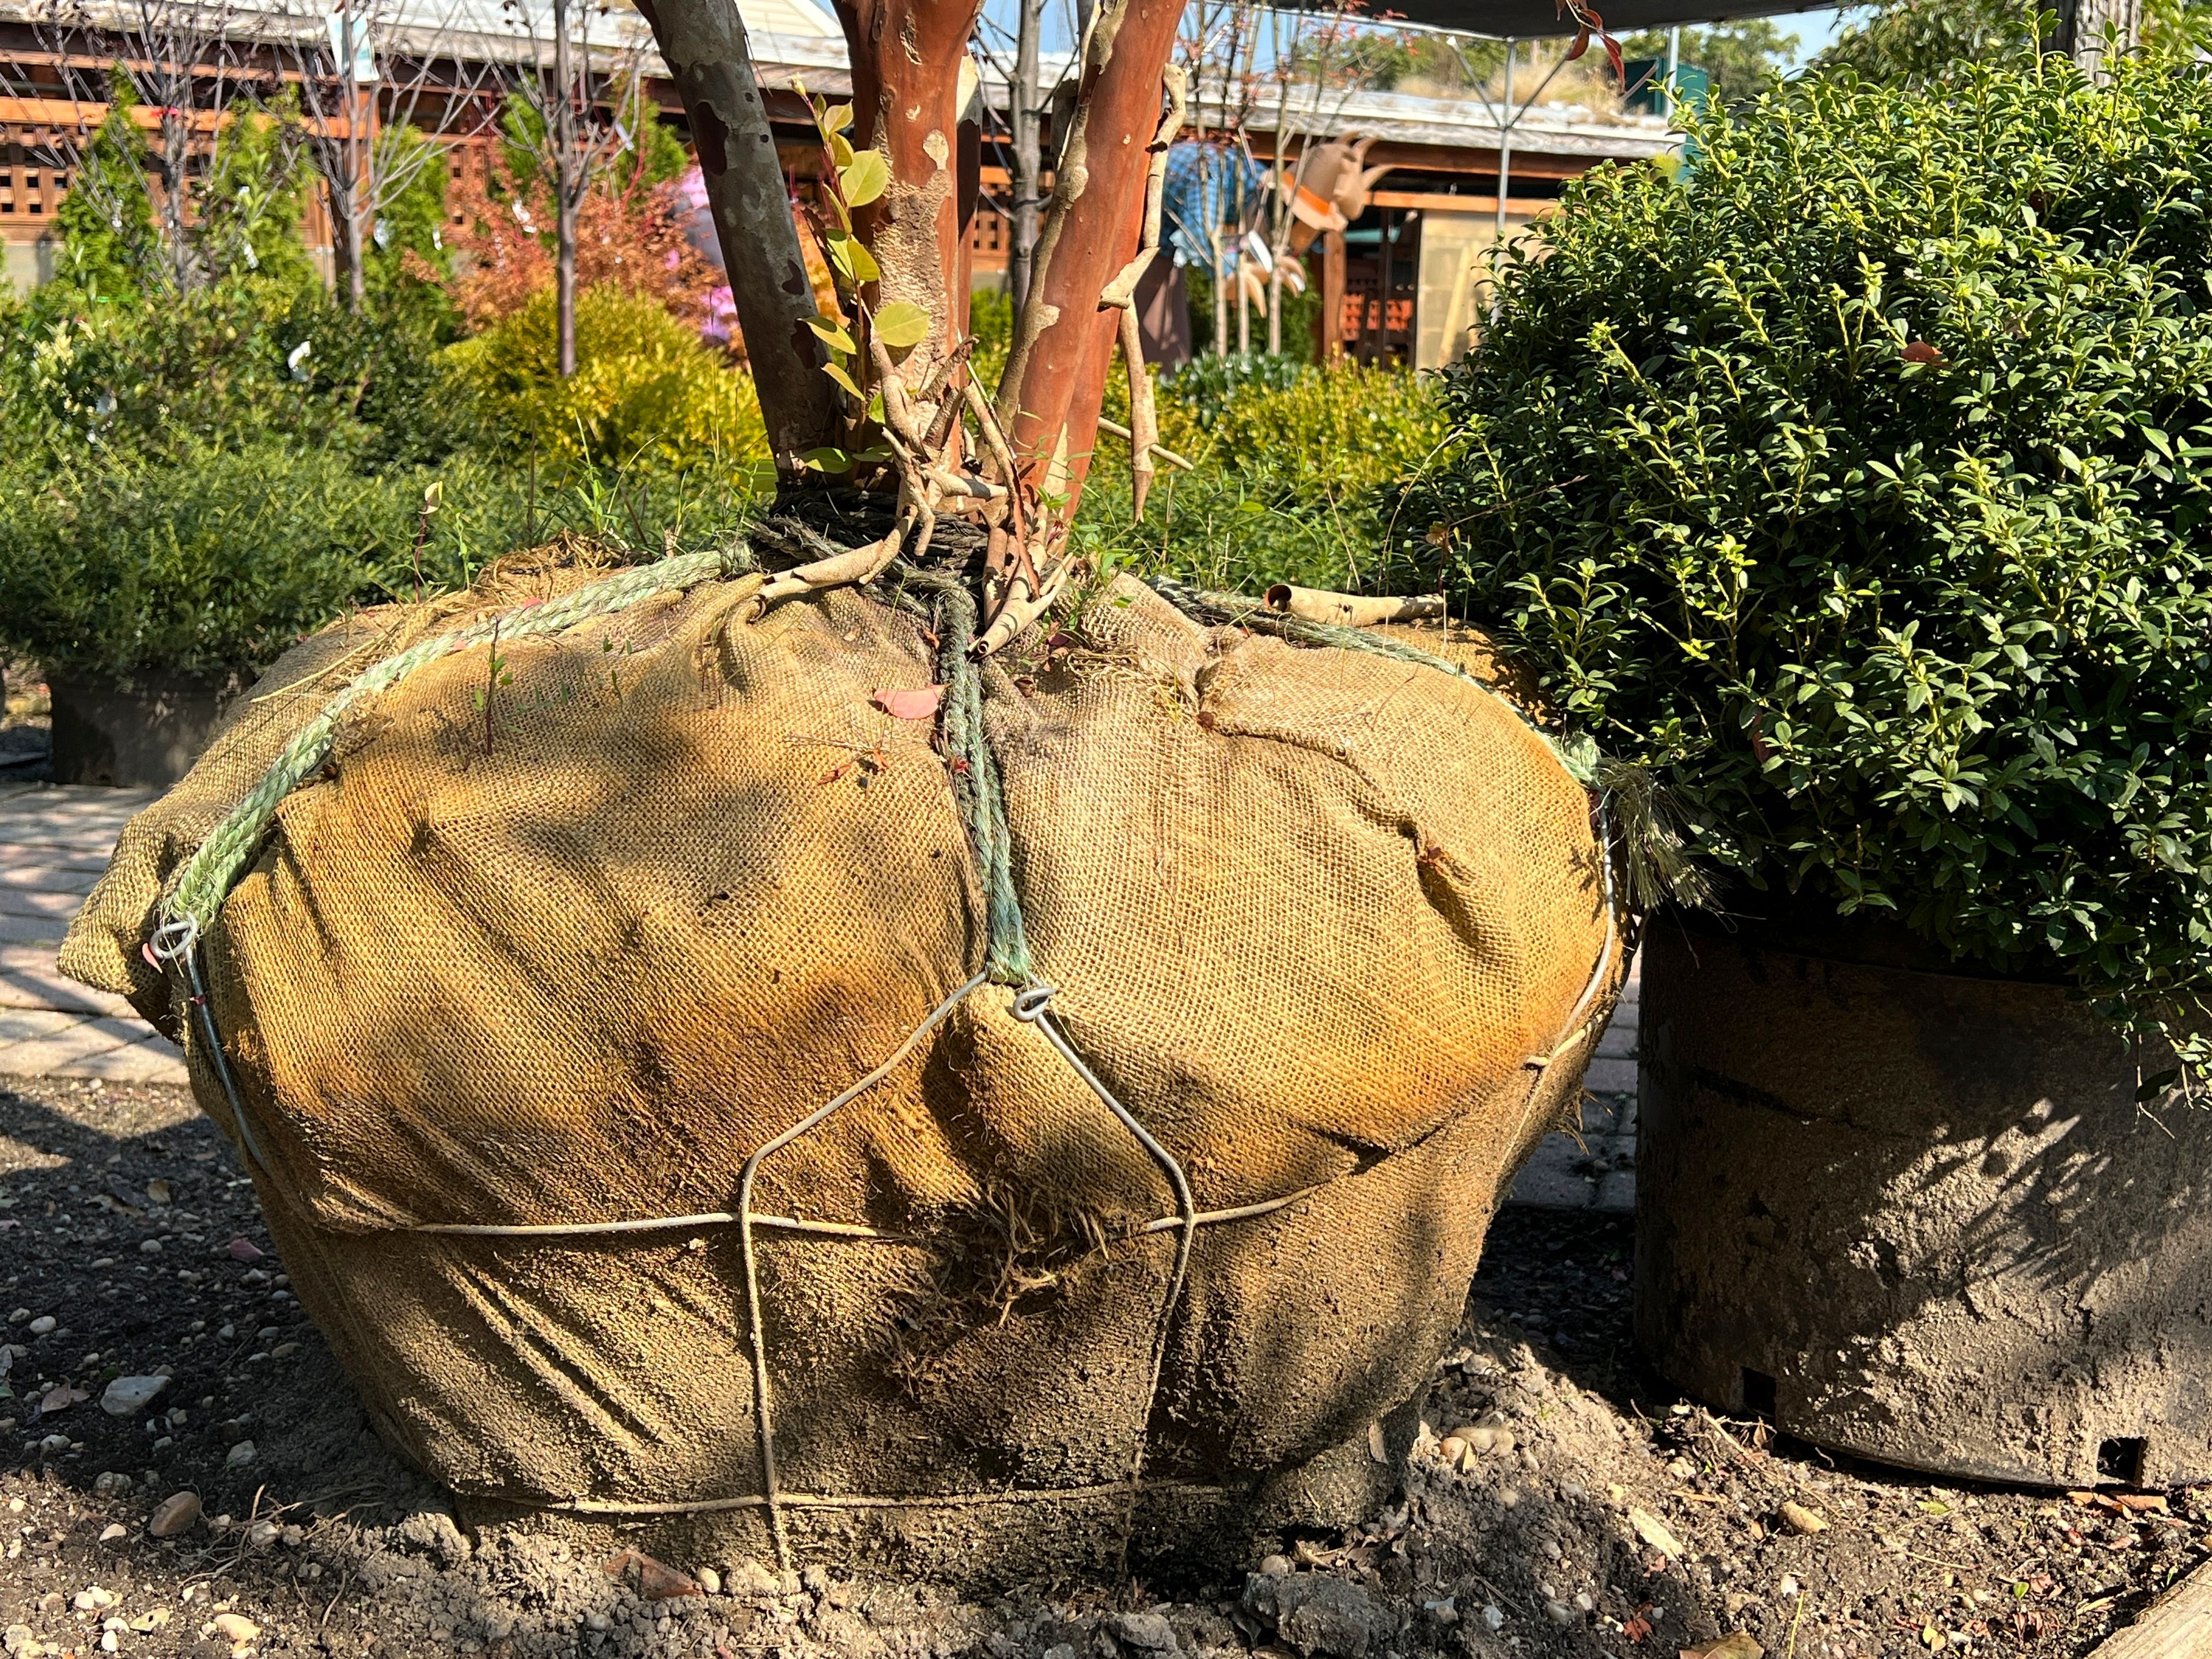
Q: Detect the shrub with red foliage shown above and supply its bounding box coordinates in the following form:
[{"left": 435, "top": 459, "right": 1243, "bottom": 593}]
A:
[{"left": 442, "top": 148, "right": 732, "bottom": 350}]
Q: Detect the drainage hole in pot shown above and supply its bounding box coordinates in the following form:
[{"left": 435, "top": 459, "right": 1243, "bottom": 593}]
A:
[
  {"left": 1740, "top": 1367, "right": 1777, "bottom": 1419},
  {"left": 2096, "top": 1437, "right": 2146, "bottom": 1487}
]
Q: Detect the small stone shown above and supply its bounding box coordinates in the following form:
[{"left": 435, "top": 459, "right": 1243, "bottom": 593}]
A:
[
  {"left": 99, "top": 1525, "right": 127, "bottom": 1543},
  {"left": 1438, "top": 1435, "right": 1467, "bottom": 1468},
  {"left": 26, "top": 1317, "right": 54, "bottom": 1336},
  {"left": 209, "top": 1612, "right": 259, "bottom": 1643},
  {"left": 248, "top": 1520, "right": 279, "bottom": 1548},
  {"left": 730, "top": 1560, "right": 780, "bottom": 1597},
  {"left": 148, "top": 1493, "right": 201, "bottom": 1537},
  {"left": 226, "top": 1239, "right": 263, "bottom": 1262},
  {"left": 584, "top": 1612, "right": 612, "bottom": 1632},
  {"left": 1422, "top": 1597, "right": 1458, "bottom": 1627},
  {"left": 1259, "top": 1555, "right": 1293, "bottom": 1578},
  {"left": 2, "top": 1626, "right": 39, "bottom": 1657},
  {"left": 101, "top": 1376, "right": 169, "bottom": 1417},
  {"left": 1106, "top": 1611, "right": 1177, "bottom": 1653},
  {"left": 145, "top": 1180, "right": 171, "bottom": 1206},
  {"left": 99, "top": 1635, "right": 117, "bottom": 1656},
  {"left": 1778, "top": 1574, "right": 1800, "bottom": 1599},
  {"left": 93, "top": 1472, "right": 132, "bottom": 1496},
  {"left": 1668, "top": 1458, "right": 1696, "bottom": 1479},
  {"left": 224, "top": 1440, "right": 256, "bottom": 1468},
  {"left": 37, "top": 1433, "right": 69, "bottom": 1456},
  {"left": 1482, "top": 1605, "right": 1505, "bottom": 1633},
  {"left": 1574, "top": 1592, "right": 1596, "bottom": 1613},
  {"left": 136, "top": 1239, "right": 161, "bottom": 1256},
  {"left": 1544, "top": 1600, "right": 1576, "bottom": 1626},
  {"left": 695, "top": 1567, "right": 722, "bottom": 1594},
  {"left": 280, "top": 1525, "right": 304, "bottom": 1548},
  {"left": 1498, "top": 1487, "right": 1520, "bottom": 1509},
  {"left": 1779, "top": 1501, "right": 1828, "bottom": 1536},
  {"left": 73, "top": 1588, "right": 115, "bottom": 1612}
]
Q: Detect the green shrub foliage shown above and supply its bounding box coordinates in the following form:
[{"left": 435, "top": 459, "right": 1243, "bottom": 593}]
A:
[{"left": 1403, "top": 56, "right": 2212, "bottom": 1047}]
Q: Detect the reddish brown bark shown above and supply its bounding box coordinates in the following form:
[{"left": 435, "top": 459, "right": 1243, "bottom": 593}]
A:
[
  {"left": 833, "top": 0, "right": 984, "bottom": 397},
  {"left": 993, "top": 0, "right": 1183, "bottom": 508}
]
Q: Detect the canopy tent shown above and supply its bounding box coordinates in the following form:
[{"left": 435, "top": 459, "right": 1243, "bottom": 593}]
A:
[{"left": 1297, "top": 0, "right": 1831, "bottom": 38}]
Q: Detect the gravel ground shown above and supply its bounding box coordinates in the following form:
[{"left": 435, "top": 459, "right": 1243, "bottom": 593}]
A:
[{"left": 2, "top": 1078, "right": 2205, "bottom": 1659}]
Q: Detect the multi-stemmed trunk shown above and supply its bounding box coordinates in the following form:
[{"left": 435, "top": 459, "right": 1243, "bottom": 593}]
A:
[{"left": 641, "top": 0, "right": 1183, "bottom": 531}]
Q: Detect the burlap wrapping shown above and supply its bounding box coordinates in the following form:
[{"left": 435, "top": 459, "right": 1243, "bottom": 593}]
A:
[{"left": 62, "top": 552, "right": 1621, "bottom": 1581}]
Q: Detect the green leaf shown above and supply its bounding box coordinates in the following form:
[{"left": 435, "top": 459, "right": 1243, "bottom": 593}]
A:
[
  {"left": 800, "top": 446, "right": 854, "bottom": 474},
  {"left": 840, "top": 150, "right": 889, "bottom": 207},
  {"left": 822, "top": 102, "right": 854, "bottom": 136},
  {"left": 829, "top": 131, "right": 855, "bottom": 170},
  {"left": 844, "top": 238, "right": 881, "bottom": 283},
  {"left": 873, "top": 301, "right": 931, "bottom": 350},
  {"left": 804, "top": 313, "right": 856, "bottom": 354},
  {"left": 822, "top": 361, "right": 864, "bottom": 400}
]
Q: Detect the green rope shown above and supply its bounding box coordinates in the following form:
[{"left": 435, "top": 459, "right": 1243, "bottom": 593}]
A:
[
  {"left": 934, "top": 588, "right": 1035, "bottom": 986},
  {"left": 1141, "top": 575, "right": 1599, "bottom": 787},
  {"left": 155, "top": 544, "right": 755, "bottom": 955}
]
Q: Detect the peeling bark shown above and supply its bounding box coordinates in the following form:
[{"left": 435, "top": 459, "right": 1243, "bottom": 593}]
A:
[
  {"left": 994, "top": 0, "right": 1184, "bottom": 512},
  {"left": 832, "top": 0, "right": 984, "bottom": 405}
]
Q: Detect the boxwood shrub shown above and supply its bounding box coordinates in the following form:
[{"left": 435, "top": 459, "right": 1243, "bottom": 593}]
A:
[{"left": 1402, "top": 54, "right": 2212, "bottom": 1051}]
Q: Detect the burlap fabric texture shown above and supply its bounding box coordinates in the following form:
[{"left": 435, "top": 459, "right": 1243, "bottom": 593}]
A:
[{"left": 63, "top": 546, "right": 1623, "bottom": 1583}]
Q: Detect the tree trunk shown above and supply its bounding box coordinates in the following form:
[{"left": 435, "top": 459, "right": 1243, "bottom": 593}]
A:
[
  {"left": 832, "top": 0, "right": 986, "bottom": 399},
  {"left": 635, "top": 0, "right": 839, "bottom": 476},
  {"left": 995, "top": 0, "right": 1185, "bottom": 504},
  {"left": 553, "top": 0, "right": 578, "bottom": 378},
  {"left": 1007, "top": 0, "right": 1044, "bottom": 321},
  {"left": 2054, "top": 0, "right": 2141, "bottom": 76}
]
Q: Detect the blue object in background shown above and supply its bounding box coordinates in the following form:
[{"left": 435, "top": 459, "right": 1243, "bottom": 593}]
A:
[{"left": 1161, "top": 141, "right": 1268, "bottom": 271}]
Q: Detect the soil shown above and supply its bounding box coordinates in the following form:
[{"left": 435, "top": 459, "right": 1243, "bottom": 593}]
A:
[{"left": 2, "top": 1077, "right": 2204, "bottom": 1659}]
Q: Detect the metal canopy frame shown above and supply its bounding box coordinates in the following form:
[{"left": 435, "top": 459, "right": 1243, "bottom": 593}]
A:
[{"left": 1316, "top": 0, "right": 1838, "bottom": 39}]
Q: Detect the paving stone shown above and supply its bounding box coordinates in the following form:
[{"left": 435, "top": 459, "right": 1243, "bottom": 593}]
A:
[
  {"left": 0, "top": 1017, "right": 130, "bottom": 1074},
  {"left": 1510, "top": 1142, "right": 1600, "bottom": 1210},
  {"left": 0, "top": 912, "right": 69, "bottom": 945},
  {"left": 0, "top": 948, "right": 130, "bottom": 1017},
  {"left": 1596, "top": 1022, "right": 1637, "bottom": 1060},
  {"left": 1584, "top": 1056, "right": 1638, "bottom": 1094},
  {"left": 0, "top": 885, "right": 88, "bottom": 919},
  {"left": 0, "top": 863, "right": 101, "bottom": 892},
  {"left": 1593, "top": 1170, "right": 1637, "bottom": 1214},
  {"left": 51, "top": 1039, "right": 187, "bottom": 1085},
  {"left": 0, "top": 1007, "right": 89, "bottom": 1041}
]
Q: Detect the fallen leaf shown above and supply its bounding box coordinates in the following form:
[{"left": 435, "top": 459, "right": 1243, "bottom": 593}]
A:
[
  {"left": 1920, "top": 1620, "right": 1944, "bottom": 1650},
  {"left": 146, "top": 1179, "right": 172, "bottom": 1206},
  {"left": 2112, "top": 1492, "right": 2168, "bottom": 1513},
  {"left": 1368, "top": 1421, "right": 1388, "bottom": 1463},
  {"left": 634, "top": 1550, "right": 702, "bottom": 1601},
  {"left": 39, "top": 1385, "right": 88, "bottom": 1413},
  {"left": 1629, "top": 1506, "right": 1685, "bottom": 1558},
  {"left": 1916, "top": 1499, "right": 1952, "bottom": 1516},
  {"left": 1624, "top": 1613, "right": 1652, "bottom": 1642},
  {"left": 1902, "top": 341, "right": 1945, "bottom": 365},
  {"left": 869, "top": 685, "right": 944, "bottom": 721},
  {"left": 228, "top": 1237, "right": 264, "bottom": 1262},
  {"left": 1678, "top": 1634, "right": 1762, "bottom": 1659}
]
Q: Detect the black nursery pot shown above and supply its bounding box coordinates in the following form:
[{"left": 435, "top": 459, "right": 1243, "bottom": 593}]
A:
[
  {"left": 49, "top": 669, "right": 241, "bottom": 789},
  {"left": 1635, "top": 904, "right": 2212, "bottom": 1489}
]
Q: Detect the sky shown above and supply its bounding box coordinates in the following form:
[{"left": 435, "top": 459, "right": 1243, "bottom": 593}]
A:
[{"left": 1774, "top": 5, "right": 1857, "bottom": 68}]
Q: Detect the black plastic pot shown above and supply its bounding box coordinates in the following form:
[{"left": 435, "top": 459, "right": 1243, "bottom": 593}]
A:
[
  {"left": 1635, "top": 907, "right": 2212, "bottom": 1489},
  {"left": 48, "top": 669, "right": 240, "bottom": 789}
]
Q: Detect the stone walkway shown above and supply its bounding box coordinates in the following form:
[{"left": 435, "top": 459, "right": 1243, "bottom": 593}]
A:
[
  {"left": 0, "top": 783, "right": 188, "bottom": 1084},
  {"left": 1506, "top": 957, "right": 1639, "bottom": 1215},
  {"left": 0, "top": 781, "right": 1638, "bottom": 1205}
]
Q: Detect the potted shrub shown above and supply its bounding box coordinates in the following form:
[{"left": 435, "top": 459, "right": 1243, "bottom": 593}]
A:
[
  {"left": 0, "top": 440, "right": 492, "bottom": 787},
  {"left": 1402, "top": 55, "right": 2212, "bottom": 1487}
]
